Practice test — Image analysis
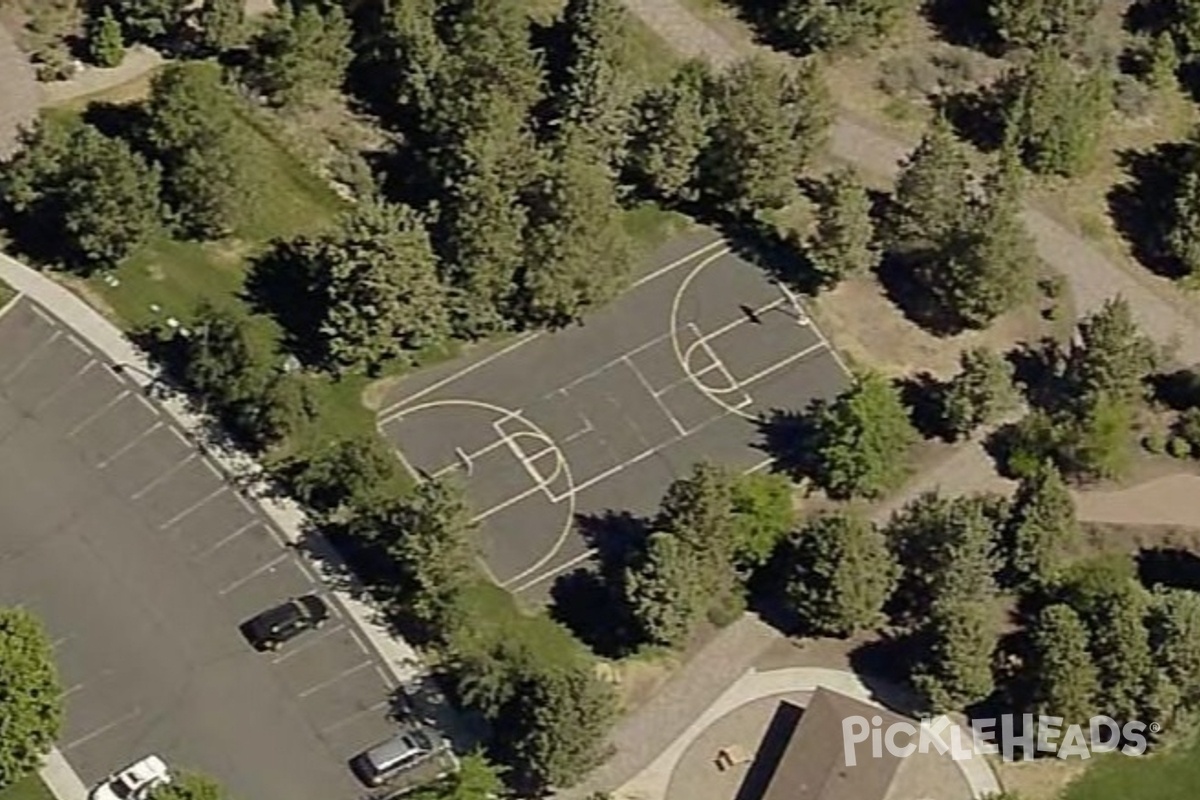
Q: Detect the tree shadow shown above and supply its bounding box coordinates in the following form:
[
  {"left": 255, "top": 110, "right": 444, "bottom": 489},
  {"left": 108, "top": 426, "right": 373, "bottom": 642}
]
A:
[
  {"left": 922, "top": 0, "right": 1004, "bottom": 54},
  {"left": 549, "top": 510, "right": 649, "bottom": 657},
  {"left": 1108, "top": 142, "right": 1198, "bottom": 280},
  {"left": 713, "top": 213, "right": 825, "bottom": 295},
  {"left": 1150, "top": 369, "right": 1200, "bottom": 410},
  {"left": 242, "top": 240, "right": 326, "bottom": 365},
  {"left": 875, "top": 251, "right": 966, "bottom": 336},
  {"left": 82, "top": 101, "right": 153, "bottom": 156},
  {"left": 935, "top": 84, "right": 1008, "bottom": 153},
  {"left": 847, "top": 636, "right": 928, "bottom": 717},
  {"left": 1137, "top": 547, "right": 1200, "bottom": 591},
  {"left": 1006, "top": 338, "right": 1065, "bottom": 412},
  {"left": 898, "top": 370, "right": 951, "bottom": 440},
  {"left": 753, "top": 407, "right": 820, "bottom": 482}
]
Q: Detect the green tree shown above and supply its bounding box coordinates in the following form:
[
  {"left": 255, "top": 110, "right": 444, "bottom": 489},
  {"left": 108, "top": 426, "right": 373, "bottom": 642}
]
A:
[
  {"left": 942, "top": 347, "right": 1020, "bottom": 439},
  {"left": 1062, "top": 390, "right": 1136, "bottom": 480},
  {"left": 624, "top": 531, "right": 709, "bottom": 647},
  {"left": 1149, "top": 588, "right": 1200, "bottom": 717},
  {"left": 1007, "top": 462, "right": 1078, "bottom": 585},
  {"left": 0, "top": 116, "right": 161, "bottom": 271},
  {"left": 807, "top": 167, "right": 878, "bottom": 288},
  {"left": 989, "top": 0, "right": 1101, "bottom": 50},
  {"left": 810, "top": 372, "right": 918, "bottom": 499},
  {"left": 23, "top": 0, "right": 80, "bottom": 81},
  {"left": 289, "top": 434, "right": 408, "bottom": 518},
  {"left": 365, "top": 478, "right": 477, "bottom": 631},
  {"left": 1065, "top": 297, "right": 1157, "bottom": 405},
  {"left": 150, "top": 773, "right": 227, "bottom": 800},
  {"left": 888, "top": 492, "right": 1004, "bottom": 615},
  {"left": 1061, "top": 564, "right": 1156, "bottom": 721},
  {"left": 99, "top": 0, "right": 186, "bottom": 44},
  {"left": 505, "top": 664, "right": 617, "bottom": 791},
  {"left": 145, "top": 62, "right": 252, "bottom": 238},
  {"left": 701, "top": 57, "right": 830, "bottom": 213},
  {"left": 408, "top": 752, "right": 505, "bottom": 800},
  {"left": 436, "top": 130, "right": 531, "bottom": 338},
  {"left": 627, "top": 60, "right": 712, "bottom": 200},
  {"left": 197, "top": 0, "right": 245, "bottom": 53},
  {"left": 1168, "top": 168, "right": 1200, "bottom": 276},
  {"left": 886, "top": 116, "right": 971, "bottom": 253},
  {"left": 556, "top": 0, "right": 639, "bottom": 164},
  {"left": 0, "top": 608, "right": 62, "bottom": 789},
  {"left": 769, "top": 0, "right": 912, "bottom": 53},
  {"left": 520, "top": 135, "right": 632, "bottom": 327},
  {"left": 1003, "top": 47, "right": 1111, "bottom": 177},
  {"left": 784, "top": 512, "right": 898, "bottom": 636},
  {"left": 304, "top": 201, "right": 449, "bottom": 374},
  {"left": 1029, "top": 603, "right": 1099, "bottom": 725},
  {"left": 247, "top": 2, "right": 353, "bottom": 107},
  {"left": 658, "top": 462, "right": 738, "bottom": 556},
  {"left": 913, "top": 596, "right": 998, "bottom": 711},
  {"left": 87, "top": 8, "right": 124, "bottom": 67},
  {"left": 729, "top": 471, "right": 795, "bottom": 568}
]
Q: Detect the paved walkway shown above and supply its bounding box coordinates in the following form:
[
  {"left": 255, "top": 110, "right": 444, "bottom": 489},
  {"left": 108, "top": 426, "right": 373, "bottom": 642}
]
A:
[
  {"left": 0, "top": 254, "right": 446, "bottom": 798},
  {"left": 616, "top": 666, "right": 1000, "bottom": 800}
]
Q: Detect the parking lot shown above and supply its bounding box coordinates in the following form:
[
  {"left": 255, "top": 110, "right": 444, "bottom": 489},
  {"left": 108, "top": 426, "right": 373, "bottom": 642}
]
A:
[
  {"left": 0, "top": 297, "right": 399, "bottom": 800},
  {"left": 379, "top": 233, "right": 849, "bottom": 596}
]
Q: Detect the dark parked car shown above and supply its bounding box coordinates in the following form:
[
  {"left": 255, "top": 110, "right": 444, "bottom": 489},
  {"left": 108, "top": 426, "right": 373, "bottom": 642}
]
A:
[
  {"left": 350, "top": 723, "right": 454, "bottom": 789},
  {"left": 240, "top": 594, "right": 329, "bottom": 651}
]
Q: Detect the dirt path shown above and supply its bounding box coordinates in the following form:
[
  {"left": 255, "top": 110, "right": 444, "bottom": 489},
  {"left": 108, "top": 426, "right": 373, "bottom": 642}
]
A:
[
  {"left": 0, "top": 21, "right": 38, "bottom": 159},
  {"left": 1074, "top": 474, "right": 1200, "bottom": 528},
  {"left": 37, "top": 44, "right": 163, "bottom": 107},
  {"left": 620, "top": 0, "right": 1200, "bottom": 364}
]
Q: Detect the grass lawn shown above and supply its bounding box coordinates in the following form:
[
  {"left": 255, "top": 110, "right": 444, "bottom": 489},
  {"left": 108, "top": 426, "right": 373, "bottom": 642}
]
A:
[
  {"left": 0, "top": 277, "right": 15, "bottom": 308},
  {"left": 1059, "top": 731, "right": 1200, "bottom": 800},
  {"left": 457, "top": 581, "right": 591, "bottom": 669},
  {"left": 0, "top": 775, "right": 54, "bottom": 800}
]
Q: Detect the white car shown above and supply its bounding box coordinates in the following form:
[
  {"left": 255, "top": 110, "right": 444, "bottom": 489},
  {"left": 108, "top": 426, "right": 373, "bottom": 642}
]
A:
[{"left": 90, "top": 755, "right": 171, "bottom": 800}]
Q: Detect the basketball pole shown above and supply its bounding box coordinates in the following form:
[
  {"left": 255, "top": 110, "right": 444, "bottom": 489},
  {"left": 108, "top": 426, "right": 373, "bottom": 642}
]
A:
[{"left": 774, "top": 279, "right": 810, "bottom": 326}]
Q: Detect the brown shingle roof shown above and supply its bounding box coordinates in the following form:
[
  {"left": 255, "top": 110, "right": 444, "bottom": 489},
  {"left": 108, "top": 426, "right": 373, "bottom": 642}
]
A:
[{"left": 759, "top": 688, "right": 909, "bottom": 800}]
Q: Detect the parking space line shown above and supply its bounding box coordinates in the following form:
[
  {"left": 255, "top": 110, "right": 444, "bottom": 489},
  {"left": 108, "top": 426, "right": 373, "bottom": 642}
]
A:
[
  {"left": 61, "top": 707, "right": 141, "bottom": 752},
  {"left": 96, "top": 421, "right": 165, "bottom": 469},
  {"left": 217, "top": 553, "right": 290, "bottom": 596},
  {"left": 270, "top": 623, "right": 347, "bottom": 664},
  {"left": 319, "top": 699, "right": 390, "bottom": 735},
  {"left": 32, "top": 359, "right": 99, "bottom": 413},
  {"left": 51, "top": 635, "right": 72, "bottom": 649},
  {"left": 156, "top": 485, "right": 227, "bottom": 530},
  {"left": 129, "top": 453, "right": 196, "bottom": 500},
  {"left": 62, "top": 683, "right": 84, "bottom": 698},
  {"left": 3, "top": 330, "right": 61, "bottom": 383},
  {"left": 190, "top": 520, "right": 259, "bottom": 559},
  {"left": 296, "top": 660, "right": 373, "bottom": 699},
  {"left": 68, "top": 390, "right": 131, "bottom": 438}
]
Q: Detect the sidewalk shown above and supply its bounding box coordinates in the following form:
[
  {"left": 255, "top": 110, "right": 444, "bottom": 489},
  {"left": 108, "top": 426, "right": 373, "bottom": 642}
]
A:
[{"left": 0, "top": 253, "right": 453, "bottom": 794}]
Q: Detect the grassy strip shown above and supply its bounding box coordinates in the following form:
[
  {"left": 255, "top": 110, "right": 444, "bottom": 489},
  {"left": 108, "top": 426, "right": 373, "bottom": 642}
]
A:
[
  {"left": 0, "top": 277, "right": 15, "bottom": 308},
  {"left": 0, "top": 775, "right": 55, "bottom": 800},
  {"left": 1059, "top": 731, "right": 1200, "bottom": 800}
]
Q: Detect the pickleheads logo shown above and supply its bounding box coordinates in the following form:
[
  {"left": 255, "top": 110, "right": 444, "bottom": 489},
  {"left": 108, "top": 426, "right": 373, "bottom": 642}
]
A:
[{"left": 841, "top": 713, "right": 1159, "bottom": 765}]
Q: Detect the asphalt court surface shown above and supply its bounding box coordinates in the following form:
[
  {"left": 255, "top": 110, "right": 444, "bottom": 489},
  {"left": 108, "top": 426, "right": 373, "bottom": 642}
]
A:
[
  {"left": 380, "top": 233, "right": 850, "bottom": 595},
  {"left": 0, "top": 297, "right": 399, "bottom": 800}
]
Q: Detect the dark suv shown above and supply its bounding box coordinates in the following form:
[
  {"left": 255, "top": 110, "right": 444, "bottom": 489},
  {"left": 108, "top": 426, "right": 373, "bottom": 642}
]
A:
[{"left": 240, "top": 594, "right": 329, "bottom": 651}]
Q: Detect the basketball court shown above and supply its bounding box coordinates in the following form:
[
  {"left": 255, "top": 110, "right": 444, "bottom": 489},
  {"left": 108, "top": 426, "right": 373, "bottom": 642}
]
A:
[{"left": 378, "top": 233, "right": 849, "bottom": 595}]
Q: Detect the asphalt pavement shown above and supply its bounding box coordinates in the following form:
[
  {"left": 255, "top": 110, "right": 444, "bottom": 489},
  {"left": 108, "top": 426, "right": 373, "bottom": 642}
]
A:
[{"left": 0, "top": 297, "right": 400, "bottom": 800}]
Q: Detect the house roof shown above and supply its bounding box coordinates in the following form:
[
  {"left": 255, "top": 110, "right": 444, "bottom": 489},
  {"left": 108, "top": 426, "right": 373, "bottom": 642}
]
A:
[{"left": 759, "top": 687, "right": 909, "bottom": 800}]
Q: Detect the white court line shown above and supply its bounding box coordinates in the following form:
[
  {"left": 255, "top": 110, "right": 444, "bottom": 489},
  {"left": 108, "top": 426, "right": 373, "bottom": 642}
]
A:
[
  {"left": 736, "top": 342, "right": 828, "bottom": 390},
  {"left": 684, "top": 323, "right": 753, "bottom": 406},
  {"left": 509, "top": 547, "right": 600, "bottom": 594},
  {"left": 62, "top": 683, "right": 84, "bottom": 698},
  {"left": 625, "top": 356, "right": 687, "bottom": 437},
  {"left": 297, "top": 660, "right": 372, "bottom": 698},
  {"left": 378, "top": 240, "right": 728, "bottom": 421},
  {"left": 67, "top": 389, "right": 131, "bottom": 437},
  {"left": 191, "top": 520, "right": 259, "bottom": 558},
  {"left": 270, "top": 622, "right": 347, "bottom": 664},
  {"left": 156, "top": 485, "right": 228, "bottom": 530},
  {"left": 217, "top": 552, "right": 290, "bottom": 596},
  {"left": 95, "top": 421, "right": 164, "bottom": 469},
  {"left": 320, "top": 699, "right": 390, "bottom": 735},
  {"left": 62, "top": 708, "right": 141, "bottom": 752},
  {"left": 558, "top": 331, "right": 674, "bottom": 394},
  {"left": 129, "top": 453, "right": 197, "bottom": 500},
  {"left": 2, "top": 330, "right": 60, "bottom": 383},
  {"left": 472, "top": 483, "right": 546, "bottom": 524},
  {"left": 32, "top": 359, "right": 97, "bottom": 413}
]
